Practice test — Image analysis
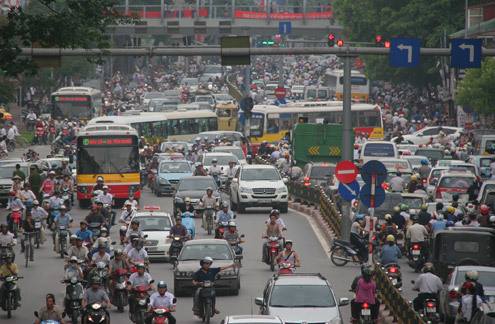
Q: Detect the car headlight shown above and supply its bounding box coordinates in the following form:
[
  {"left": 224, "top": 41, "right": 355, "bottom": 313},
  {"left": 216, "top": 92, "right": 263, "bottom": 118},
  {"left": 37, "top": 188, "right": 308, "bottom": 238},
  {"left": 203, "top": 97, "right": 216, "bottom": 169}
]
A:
[
  {"left": 239, "top": 187, "right": 252, "bottom": 193},
  {"left": 159, "top": 177, "right": 169, "bottom": 184},
  {"left": 175, "top": 197, "right": 183, "bottom": 203},
  {"left": 221, "top": 270, "right": 237, "bottom": 276},
  {"left": 276, "top": 186, "right": 288, "bottom": 194}
]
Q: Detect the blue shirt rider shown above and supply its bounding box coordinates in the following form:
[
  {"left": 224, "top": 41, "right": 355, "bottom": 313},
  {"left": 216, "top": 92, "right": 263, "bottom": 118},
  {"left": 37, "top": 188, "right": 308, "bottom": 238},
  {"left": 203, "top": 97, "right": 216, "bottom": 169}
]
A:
[
  {"left": 181, "top": 211, "right": 196, "bottom": 239},
  {"left": 216, "top": 203, "right": 234, "bottom": 224}
]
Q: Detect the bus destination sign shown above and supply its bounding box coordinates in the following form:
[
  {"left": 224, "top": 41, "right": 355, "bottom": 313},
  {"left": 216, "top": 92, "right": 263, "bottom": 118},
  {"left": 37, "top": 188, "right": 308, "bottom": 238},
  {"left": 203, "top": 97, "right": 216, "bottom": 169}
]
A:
[{"left": 82, "top": 137, "right": 133, "bottom": 146}]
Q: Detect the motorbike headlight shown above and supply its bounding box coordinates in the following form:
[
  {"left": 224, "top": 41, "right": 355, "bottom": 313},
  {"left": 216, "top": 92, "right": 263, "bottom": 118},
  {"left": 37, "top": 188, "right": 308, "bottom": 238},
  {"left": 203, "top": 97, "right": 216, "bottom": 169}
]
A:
[
  {"left": 138, "top": 299, "right": 147, "bottom": 306},
  {"left": 276, "top": 186, "right": 288, "bottom": 194},
  {"left": 239, "top": 187, "right": 252, "bottom": 193}
]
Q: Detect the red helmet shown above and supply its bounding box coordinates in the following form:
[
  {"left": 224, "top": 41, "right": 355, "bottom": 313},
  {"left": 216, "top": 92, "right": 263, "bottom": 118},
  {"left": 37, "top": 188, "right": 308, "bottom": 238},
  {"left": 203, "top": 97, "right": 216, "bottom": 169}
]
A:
[{"left": 480, "top": 204, "right": 490, "bottom": 216}]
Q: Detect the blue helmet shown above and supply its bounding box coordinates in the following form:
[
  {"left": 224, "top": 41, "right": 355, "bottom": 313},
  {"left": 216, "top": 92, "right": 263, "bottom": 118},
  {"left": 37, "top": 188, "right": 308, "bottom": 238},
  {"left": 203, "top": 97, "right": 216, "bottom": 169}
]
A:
[
  {"left": 420, "top": 159, "right": 428, "bottom": 165},
  {"left": 355, "top": 214, "right": 365, "bottom": 221}
]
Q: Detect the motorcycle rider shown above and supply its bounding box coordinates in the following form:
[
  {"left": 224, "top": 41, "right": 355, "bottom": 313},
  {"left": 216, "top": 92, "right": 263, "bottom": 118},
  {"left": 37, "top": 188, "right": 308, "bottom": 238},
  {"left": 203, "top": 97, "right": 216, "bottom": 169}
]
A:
[
  {"left": 181, "top": 210, "right": 196, "bottom": 239},
  {"left": 276, "top": 239, "right": 301, "bottom": 268},
  {"left": 109, "top": 249, "right": 126, "bottom": 274},
  {"left": 93, "top": 176, "right": 105, "bottom": 192},
  {"left": 208, "top": 158, "right": 222, "bottom": 185},
  {"left": 127, "top": 238, "right": 149, "bottom": 268},
  {"left": 124, "top": 194, "right": 139, "bottom": 210},
  {"left": 0, "top": 254, "right": 20, "bottom": 307},
  {"left": 85, "top": 203, "right": 107, "bottom": 229},
  {"left": 192, "top": 256, "right": 237, "bottom": 316},
  {"left": 128, "top": 263, "right": 153, "bottom": 315},
  {"left": 147, "top": 281, "right": 176, "bottom": 324},
  {"left": 351, "top": 266, "right": 378, "bottom": 322},
  {"left": 224, "top": 221, "right": 243, "bottom": 255},
  {"left": 262, "top": 214, "right": 284, "bottom": 263},
  {"left": 265, "top": 209, "right": 287, "bottom": 231},
  {"left": 412, "top": 262, "right": 443, "bottom": 311},
  {"left": 418, "top": 204, "right": 432, "bottom": 226},
  {"left": 119, "top": 201, "right": 136, "bottom": 225},
  {"left": 418, "top": 159, "right": 431, "bottom": 180},
  {"left": 31, "top": 199, "right": 48, "bottom": 243},
  {"left": 193, "top": 162, "right": 208, "bottom": 176},
  {"left": 54, "top": 205, "right": 72, "bottom": 253},
  {"left": 200, "top": 187, "right": 218, "bottom": 228},
  {"left": 389, "top": 172, "right": 405, "bottom": 192},
  {"left": 380, "top": 235, "right": 402, "bottom": 265},
  {"left": 379, "top": 214, "right": 398, "bottom": 241},
  {"left": 459, "top": 281, "right": 483, "bottom": 322},
  {"left": 169, "top": 217, "right": 188, "bottom": 240},
  {"left": 464, "top": 270, "right": 486, "bottom": 301},
  {"left": 75, "top": 220, "right": 93, "bottom": 244},
  {"left": 34, "top": 293, "right": 65, "bottom": 324},
  {"left": 64, "top": 256, "right": 84, "bottom": 280},
  {"left": 82, "top": 277, "right": 110, "bottom": 322},
  {"left": 97, "top": 186, "right": 115, "bottom": 225},
  {"left": 391, "top": 206, "right": 406, "bottom": 230},
  {"left": 125, "top": 219, "right": 143, "bottom": 243},
  {"left": 91, "top": 244, "right": 111, "bottom": 267},
  {"left": 225, "top": 160, "right": 238, "bottom": 178},
  {"left": 40, "top": 171, "right": 57, "bottom": 197},
  {"left": 350, "top": 214, "right": 368, "bottom": 262},
  {"left": 406, "top": 215, "right": 429, "bottom": 263},
  {"left": 67, "top": 237, "right": 89, "bottom": 263}
]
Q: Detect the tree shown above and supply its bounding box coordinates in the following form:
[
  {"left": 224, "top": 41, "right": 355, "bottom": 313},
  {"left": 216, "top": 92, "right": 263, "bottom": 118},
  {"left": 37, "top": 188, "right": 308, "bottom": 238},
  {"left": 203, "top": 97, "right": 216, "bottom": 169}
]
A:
[
  {"left": 333, "top": 0, "right": 465, "bottom": 87},
  {"left": 0, "top": 0, "right": 135, "bottom": 77},
  {"left": 456, "top": 59, "right": 495, "bottom": 115}
]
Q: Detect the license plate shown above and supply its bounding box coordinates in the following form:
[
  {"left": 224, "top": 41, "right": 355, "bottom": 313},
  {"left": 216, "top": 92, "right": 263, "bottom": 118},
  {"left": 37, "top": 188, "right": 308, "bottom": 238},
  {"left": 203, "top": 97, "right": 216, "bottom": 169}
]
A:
[
  {"left": 34, "top": 222, "right": 42, "bottom": 229},
  {"left": 361, "top": 308, "right": 371, "bottom": 316},
  {"left": 426, "top": 307, "right": 436, "bottom": 313},
  {"left": 258, "top": 199, "right": 272, "bottom": 204},
  {"left": 412, "top": 250, "right": 420, "bottom": 255},
  {"left": 145, "top": 247, "right": 157, "bottom": 251},
  {"left": 391, "top": 279, "right": 398, "bottom": 285},
  {"left": 397, "top": 240, "right": 404, "bottom": 245}
]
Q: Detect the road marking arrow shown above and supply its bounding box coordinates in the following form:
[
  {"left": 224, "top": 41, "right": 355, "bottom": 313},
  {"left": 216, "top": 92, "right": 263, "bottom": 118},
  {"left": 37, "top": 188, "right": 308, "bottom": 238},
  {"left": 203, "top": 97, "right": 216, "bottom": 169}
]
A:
[
  {"left": 341, "top": 182, "right": 357, "bottom": 196},
  {"left": 397, "top": 44, "right": 413, "bottom": 63},
  {"left": 459, "top": 43, "right": 475, "bottom": 62}
]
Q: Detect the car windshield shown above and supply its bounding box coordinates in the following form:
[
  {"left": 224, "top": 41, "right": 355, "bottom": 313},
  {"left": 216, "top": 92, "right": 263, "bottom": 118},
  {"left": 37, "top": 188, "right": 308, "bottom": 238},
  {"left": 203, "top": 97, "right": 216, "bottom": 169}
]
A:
[
  {"left": 178, "top": 178, "right": 216, "bottom": 191},
  {"left": 179, "top": 244, "right": 232, "bottom": 260},
  {"left": 241, "top": 168, "right": 280, "bottom": 181},
  {"left": 363, "top": 143, "right": 395, "bottom": 157},
  {"left": 455, "top": 271, "right": 495, "bottom": 287},
  {"left": 416, "top": 150, "right": 443, "bottom": 161},
  {"left": 359, "top": 193, "right": 403, "bottom": 219},
  {"left": 402, "top": 197, "right": 424, "bottom": 209},
  {"left": 160, "top": 162, "right": 191, "bottom": 173},
  {"left": 269, "top": 285, "right": 336, "bottom": 307},
  {"left": 309, "top": 166, "right": 335, "bottom": 179},
  {"left": 382, "top": 160, "right": 410, "bottom": 171},
  {"left": 204, "top": 155, "right": 238, "bottom": 165},
  {"left": 136, "top": 217, "right": 172, "bottom": 231},
  {"left": 449, "top": 165, "right": 476, "bottom": 175},
  {"left": 213, "top": 148, "right": 244, "bottom": 160},
  {"left": 439, "top": 177, "right": 475, "bottom": 189},
  {"left": 215, "top": 94, "right": 233, "bottom": 101}
]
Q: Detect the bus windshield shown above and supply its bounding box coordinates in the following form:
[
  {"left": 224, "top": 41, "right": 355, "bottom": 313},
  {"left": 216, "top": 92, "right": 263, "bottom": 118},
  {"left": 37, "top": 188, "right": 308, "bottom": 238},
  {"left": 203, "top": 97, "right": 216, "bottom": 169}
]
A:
[{"left": 53, "top": 96, "right": 91, "bottom": 118}]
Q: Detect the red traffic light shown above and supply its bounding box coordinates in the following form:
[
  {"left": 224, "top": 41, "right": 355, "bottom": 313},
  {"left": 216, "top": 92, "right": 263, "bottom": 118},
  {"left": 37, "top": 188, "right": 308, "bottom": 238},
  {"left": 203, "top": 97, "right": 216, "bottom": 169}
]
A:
[
  {"left": 375, "top": 35, "right": 382, "bottom": 43},
  {"left": 384, "top": 40, "right": 391, "bottom": 48},
  {"left": 328, "top": 33, "right": 336, "bottom": 41},
  {"left": 336, "top": 39, "right": 344, "bottom": 47}
]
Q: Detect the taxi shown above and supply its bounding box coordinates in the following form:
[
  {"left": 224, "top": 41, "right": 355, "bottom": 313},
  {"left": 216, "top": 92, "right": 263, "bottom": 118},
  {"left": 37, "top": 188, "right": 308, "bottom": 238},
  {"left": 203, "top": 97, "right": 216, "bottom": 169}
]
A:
[{"left": 132, "top": 206, "right": 174, "bottom": 262}]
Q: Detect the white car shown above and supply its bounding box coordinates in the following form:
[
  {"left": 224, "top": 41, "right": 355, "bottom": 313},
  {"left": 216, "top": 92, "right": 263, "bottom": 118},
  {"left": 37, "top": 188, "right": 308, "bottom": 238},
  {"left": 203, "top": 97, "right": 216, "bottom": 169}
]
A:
[
  {"left": 212, "top": 145, "right": 247, "bottom": 165},
  {"left": 201, "top": 152, "right": 239, "bottom": 174},
  {"left": 230, "top": 165, "right": 288, "bottom": 213},
  {"left": 393, "top": 126, "right": 463, "bottom": 145},
  {"left": 132, "top": 208, "right": 173, "bottom": 261}
]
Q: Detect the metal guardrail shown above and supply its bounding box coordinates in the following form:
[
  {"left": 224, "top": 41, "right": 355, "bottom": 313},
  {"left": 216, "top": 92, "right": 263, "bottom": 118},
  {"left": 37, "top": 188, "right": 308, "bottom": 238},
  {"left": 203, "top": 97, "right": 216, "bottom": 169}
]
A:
[
  {"left": 226, "top": 74, "right": 243, "bottom": 101},
  {"left": 374, "top": 264, "right": 426, "bottom": 324}
]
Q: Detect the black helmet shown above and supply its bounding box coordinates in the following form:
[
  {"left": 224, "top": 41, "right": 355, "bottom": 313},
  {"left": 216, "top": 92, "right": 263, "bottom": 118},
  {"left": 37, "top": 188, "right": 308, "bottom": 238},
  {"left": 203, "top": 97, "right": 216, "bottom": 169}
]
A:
[{"left": 157, "top": 281, "right": 168, "bottom": 289}]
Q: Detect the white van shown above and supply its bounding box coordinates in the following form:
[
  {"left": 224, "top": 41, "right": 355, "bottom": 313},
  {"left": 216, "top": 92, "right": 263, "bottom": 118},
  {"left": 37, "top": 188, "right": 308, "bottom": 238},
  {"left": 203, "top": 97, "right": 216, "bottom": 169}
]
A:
[{"left": 360, "top": 141, "right": 398, "bottom": 164}]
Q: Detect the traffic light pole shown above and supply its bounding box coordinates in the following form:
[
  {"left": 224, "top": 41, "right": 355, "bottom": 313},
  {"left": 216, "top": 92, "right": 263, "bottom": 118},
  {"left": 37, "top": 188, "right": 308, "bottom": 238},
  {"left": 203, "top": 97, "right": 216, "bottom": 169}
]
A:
[{"left": 243, "top": 66, "right": 251, "bottom": 137}]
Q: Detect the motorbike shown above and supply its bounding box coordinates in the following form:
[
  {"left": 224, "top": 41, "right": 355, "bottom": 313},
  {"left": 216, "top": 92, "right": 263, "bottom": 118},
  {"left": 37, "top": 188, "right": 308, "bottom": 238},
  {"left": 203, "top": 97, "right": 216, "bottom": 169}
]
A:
[
  {"left": 278, "top": 262, "right": 295, "bottom": 274},
  {"left": 0, "top": 275, "right": 22, "bottom": 318},
  {"left": 48, "top": 125, "right": 56, "bottom": 143},
  {"left": 169, "top": 236, "right": 184, "bottom": 264},
  {"left": 214, "top": 221, "right": 229, "bottom": 239},
  {"left": 103, "top": 203, "right": 115, "bottom": 226},
  {"left": 228, "top": 234, "right": 245, "bottom": 261},
  {"left": 89, "top": 222, "right": 103, "bottom": 238},
  {"left": 9, "top": 209, "right": 22, "bottom": 238},
  {"left": 62, "top": 188, "right": 72, "bottom": 210},
  {"left": 266, "top": 236, "right": 282, "bottom": 271},
  {"left": 198, "top": 281, "right": 216, "bottom": 324},
  {"left": 396, "top": 230, "right": 405, "bottom": 253},
  {"left": 63, "top": 277, "right": 85, "bottom": 324},
  {"left": 358, "top": 302, "right": 373, "bottom": 324},
  {"left": 408, "top": 243, "right": 425, "bottom": 272},
  {"left": 85, "top": 302, "right": 109, "bottom": 323},
  {"left": 58, "top": 224, "right": 68, "bottom": 258},
  {"left": 130, "top": 284, "right": 151, "bottom": 324},
  {"left": 110, "top": 268, "right": 128, "bottom": 312},
  {"left": 33, "top": 218, "right": 43, "bottom": 248},
  {"left": 330, "top": 238, "right": 367, "bottom": 267},
  {"left": 34, "top": 310, "right": 61, "bottom": 323},
  {"left": 384, "top": 263, "right": 402, "bottom": 289},
  {"left": 34, "top": 126, "right": 46, "bottom": 145},
  {"left": 419, "top": 298, "right": 440, "bottom": 323},
  {"left": 203, "top": 205, "right": 215, "bottom": 235},
  {"left": 119, "top": 223, "right": 129, "bottom": 245},
  {"left": 150, "top": 307, "right": 174, "bottom": 324}
]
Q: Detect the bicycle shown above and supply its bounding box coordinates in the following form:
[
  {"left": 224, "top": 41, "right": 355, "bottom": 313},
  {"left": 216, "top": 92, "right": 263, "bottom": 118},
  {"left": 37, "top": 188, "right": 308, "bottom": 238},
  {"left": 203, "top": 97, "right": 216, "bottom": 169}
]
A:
[{"left": 23, "top": 231, "right": 34, "bottom": 267}]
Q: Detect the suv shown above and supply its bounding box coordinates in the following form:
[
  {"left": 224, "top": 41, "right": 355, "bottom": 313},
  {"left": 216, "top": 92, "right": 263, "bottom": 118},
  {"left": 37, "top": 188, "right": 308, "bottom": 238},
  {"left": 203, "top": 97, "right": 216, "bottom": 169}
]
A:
[
  {"left": 255, "top": 273, "right": 348, "bottom": 324},
  {"left": 300, "top": 162, "right": 336, "bottom": 188},
  {"left": 0, "top": 163, "right": 30, "bottom": 205},
  {"left": 230, "top": 165, "right": 288, "bottom": 213}
]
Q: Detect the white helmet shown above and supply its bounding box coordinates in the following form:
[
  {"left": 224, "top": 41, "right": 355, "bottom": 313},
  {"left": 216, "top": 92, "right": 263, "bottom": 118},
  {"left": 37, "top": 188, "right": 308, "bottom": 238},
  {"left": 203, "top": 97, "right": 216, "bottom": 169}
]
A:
[{"left": 96, "top": 261, "right": 106, "bottom": 269}]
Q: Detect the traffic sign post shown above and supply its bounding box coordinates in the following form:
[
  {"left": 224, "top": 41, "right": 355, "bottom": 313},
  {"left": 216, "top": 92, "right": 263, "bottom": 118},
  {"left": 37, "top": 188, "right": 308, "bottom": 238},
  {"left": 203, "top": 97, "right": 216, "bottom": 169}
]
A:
[
  {"left": 278, "top": 21, "right": 292, "bottom": 35},
  {"left": 389, "top": 38, "right": 421, "bottom": 68},
  {"left": 338, "top": 180, "right": 360, "bottom": 202},
  {"left": 335, "top": 160, "right": 358, "bottom": 184},
  {"left": 451, "top": 38, "right": 482, "bottom": 68}
]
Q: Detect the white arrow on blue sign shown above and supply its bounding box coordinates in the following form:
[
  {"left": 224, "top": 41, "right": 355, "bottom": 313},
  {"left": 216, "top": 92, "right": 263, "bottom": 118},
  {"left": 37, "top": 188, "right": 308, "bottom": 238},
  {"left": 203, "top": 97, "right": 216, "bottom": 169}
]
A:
[
  {"left": 338, "top": 180, "right": 360, "bottom": 202},
  {"left": 451, "top": 38, "right": 482, "bottom": 69},
  {"left": 389, "top": 38, "right": 421, "bottom": 68}
]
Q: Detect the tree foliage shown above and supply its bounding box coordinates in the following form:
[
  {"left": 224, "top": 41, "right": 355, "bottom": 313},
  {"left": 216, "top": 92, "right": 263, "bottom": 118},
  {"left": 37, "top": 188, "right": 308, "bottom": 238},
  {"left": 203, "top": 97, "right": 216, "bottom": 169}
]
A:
[
  {"left": 333, "top": 0, "right": 465, "bottom": 87},
  {"left": 456, "top": 59, "right": 495, "bottom": 115},
  {"left": 0, "top": 0, "right": 134, "bottom": 77}
]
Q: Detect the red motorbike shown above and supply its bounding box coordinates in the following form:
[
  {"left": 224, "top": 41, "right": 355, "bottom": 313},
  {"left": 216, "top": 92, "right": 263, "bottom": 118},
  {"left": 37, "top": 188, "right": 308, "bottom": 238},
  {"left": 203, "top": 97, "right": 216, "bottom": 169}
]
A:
[
  {"left": 265, "top": 236, "right": 282, "bottom": 271},
  {"left": 278, "top": 262, "right": 295, "bottom": 275},
  {"left": 10, "top": 209, "right": 22, "bottom": 237},
  {"left": 150, "top": 307, "right": 173, "bottom": 324},
  {"left": 110, "top": 268, "right": 128, "bottom": 312},
  {"left": 35, "top": 126, "right": 46, "bottom": 145}
]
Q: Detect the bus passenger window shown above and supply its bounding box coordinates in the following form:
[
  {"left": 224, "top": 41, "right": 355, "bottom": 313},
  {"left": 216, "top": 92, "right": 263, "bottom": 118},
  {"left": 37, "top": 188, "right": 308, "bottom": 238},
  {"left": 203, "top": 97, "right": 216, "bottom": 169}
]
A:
[
  {"left": 208, "top": 118, "right": 217, "bottom": 131},
  {"left": 267, "top": 119, "right": 280, "bottom": 134},
  {"left": 198, "top": 119, "right": 208, "bottom": 132}
]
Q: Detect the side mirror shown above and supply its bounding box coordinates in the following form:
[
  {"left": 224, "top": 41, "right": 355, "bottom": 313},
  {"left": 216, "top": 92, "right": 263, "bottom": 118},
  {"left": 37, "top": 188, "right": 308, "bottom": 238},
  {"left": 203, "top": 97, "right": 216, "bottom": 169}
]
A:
[
  {"left": 233, "top": 214, "right": 237, "bottom": 219},
  {"left": 144, "top": 234, "right": 148, "bottom": 239},
  {"left": 34, "top": 311, "right": 39, "bottom": 318},
  {"left": 232, "top": 178, "right": 238, "bottom": 183},
  {"left": 173, "top": 297, "right": 177, "bottom": 303},
  {"left": 283, "top": 177, "right": 289, "bottom": 184},
  {"left": 417, "top": 133, "right": 423, "bottom": 137},
  {"left": 150, "top": 279, "right": 155, "bottom": 284},
  {"left": 339, "top": 297, "right": 350, "bottom": 306},
  {"left": 254, "top": 297, "right": 264, "bottom": 306},
  {"left": 240, "top": 234, "right": 245, "bottom": 238}
]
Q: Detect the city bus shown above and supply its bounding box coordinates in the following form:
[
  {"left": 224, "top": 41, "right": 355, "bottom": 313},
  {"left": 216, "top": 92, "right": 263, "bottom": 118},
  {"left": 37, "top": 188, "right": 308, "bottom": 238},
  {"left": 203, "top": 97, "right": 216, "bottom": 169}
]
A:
[
  {"left": 239, "top": 101, "right": 383, "bottom": 151},
  {"left": 51, "top": 87, "right": 102, "bottom": 120},
  {"left": 323, "top": 69, "right": 370, "bottom": 102},
  {"left": 87, "top": 109, "right": 218, "bottom": 142},
  {"left": 76, "top": 125, "right": 141, "bottom": 207}
]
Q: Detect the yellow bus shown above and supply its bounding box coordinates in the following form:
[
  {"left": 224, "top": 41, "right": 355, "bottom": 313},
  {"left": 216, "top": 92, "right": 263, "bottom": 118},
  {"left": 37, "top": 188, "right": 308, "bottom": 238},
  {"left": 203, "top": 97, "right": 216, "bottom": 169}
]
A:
[
  {"left": 323, "top": 69, "right": 370, "bottom": 102},
  {"left": 76, "top": 125, "right": 141, "bottom": 206},
  {"left": 240, "top": 101, "right": 383, "bottom": 153},
  {"left": 216, "top": 102, "right": 238, "bottom": 131}
]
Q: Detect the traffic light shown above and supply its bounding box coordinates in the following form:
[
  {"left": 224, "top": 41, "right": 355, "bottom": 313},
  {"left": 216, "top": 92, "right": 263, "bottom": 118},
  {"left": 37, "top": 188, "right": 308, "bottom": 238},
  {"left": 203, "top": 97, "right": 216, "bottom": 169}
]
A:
[
  {"left": 327, "top": 33, "right": 335, "bottom": 47},
  {"left": 336, "top": 39, "right": 344, "bottom": 47},
  {"left": 384, "top": 40, "right": 391, "bottom": 48},
  {"left": 375, "top": 35, "right": 382, "bottom": 43}
]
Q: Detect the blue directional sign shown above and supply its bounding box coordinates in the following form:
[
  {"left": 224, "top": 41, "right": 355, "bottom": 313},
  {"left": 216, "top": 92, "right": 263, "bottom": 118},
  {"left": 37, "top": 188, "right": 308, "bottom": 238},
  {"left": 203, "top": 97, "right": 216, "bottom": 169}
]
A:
[
  {"left": 389, "top": 38, "right": 421, "bottom": 68},
  {"left": 279, "top": 21, "right": 292, "bottom": 35},
  {"left": 338, "top": 180, "right": 360, "bottom": 202},
  {"left": 359, "top": 184, "right": 386, "bottom": 208},
  {"left": 451, "top": 38, "right": 482, "bottom": 69},
  {"left": 360, "top": 160, "right": 388, "bottom": 184}
]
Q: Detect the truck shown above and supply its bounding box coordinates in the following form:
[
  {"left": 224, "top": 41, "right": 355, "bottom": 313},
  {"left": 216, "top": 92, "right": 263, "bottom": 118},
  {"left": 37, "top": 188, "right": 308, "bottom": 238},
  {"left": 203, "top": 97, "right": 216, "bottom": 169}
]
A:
[{"left": 291, "top": 123, "right": 347, "bottom": 167}]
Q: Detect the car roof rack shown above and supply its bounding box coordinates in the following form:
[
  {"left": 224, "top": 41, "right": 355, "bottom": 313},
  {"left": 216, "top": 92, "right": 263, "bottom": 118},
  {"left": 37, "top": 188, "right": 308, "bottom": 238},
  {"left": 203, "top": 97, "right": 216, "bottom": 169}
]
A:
[{"left": 273, "top": 273, "right": 327, "bottom": 281}]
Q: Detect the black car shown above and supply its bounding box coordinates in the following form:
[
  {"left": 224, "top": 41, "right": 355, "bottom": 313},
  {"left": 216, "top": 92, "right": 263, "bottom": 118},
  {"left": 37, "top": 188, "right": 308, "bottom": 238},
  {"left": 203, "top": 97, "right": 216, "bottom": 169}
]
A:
[{"left": 173, "top": 176, "right": 220, "bottom": 213}]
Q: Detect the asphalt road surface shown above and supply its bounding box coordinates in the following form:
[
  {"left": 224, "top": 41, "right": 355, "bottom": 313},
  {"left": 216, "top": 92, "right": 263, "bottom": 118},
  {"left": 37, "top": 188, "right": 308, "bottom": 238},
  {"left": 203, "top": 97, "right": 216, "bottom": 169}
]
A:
[{"left": 0, "top": 145, "right": 420, "bottom": 324}]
